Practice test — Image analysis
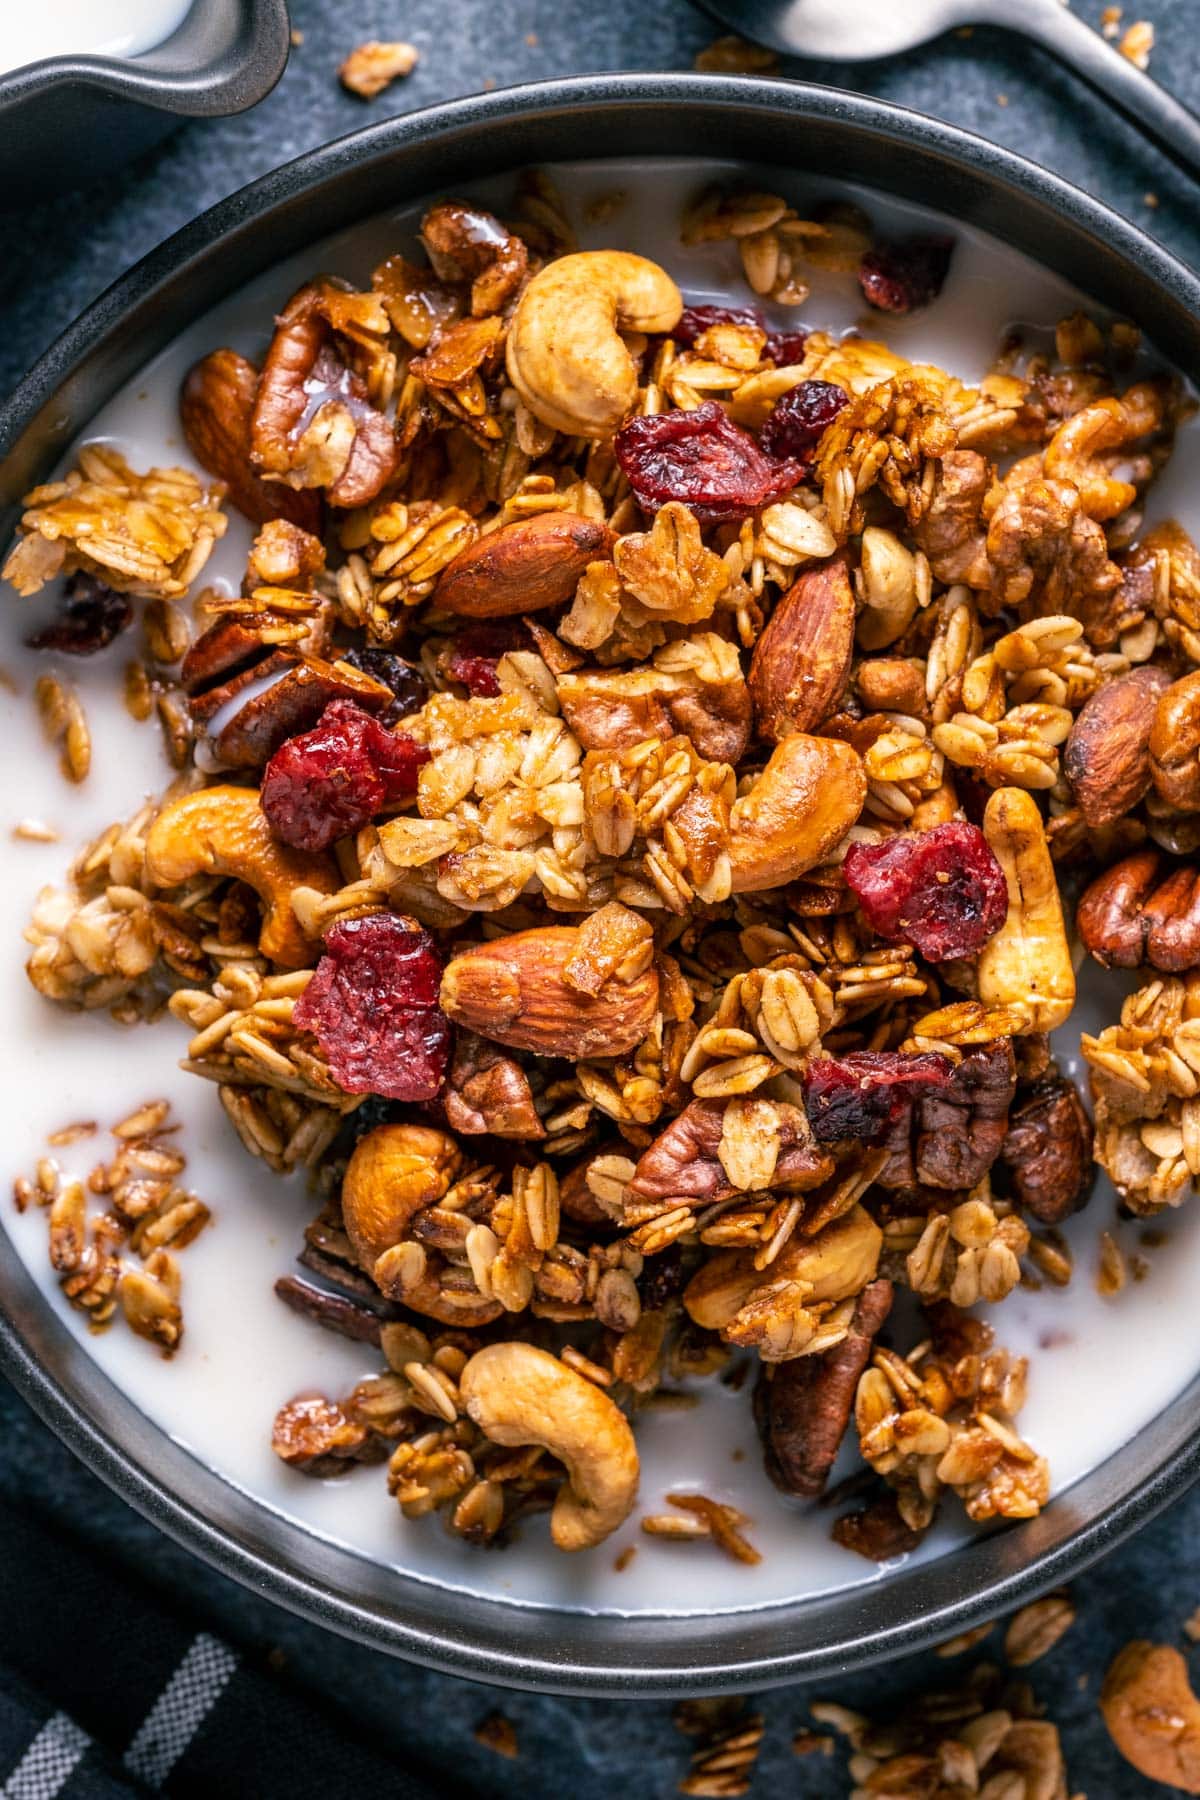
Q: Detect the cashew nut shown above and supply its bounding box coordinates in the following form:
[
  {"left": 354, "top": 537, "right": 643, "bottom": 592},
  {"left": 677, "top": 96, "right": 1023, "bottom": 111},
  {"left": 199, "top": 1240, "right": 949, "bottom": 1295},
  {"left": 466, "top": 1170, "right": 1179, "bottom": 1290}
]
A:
[
  {"left": 505, "top": 251, "right": 682, "bottom": 438},
  {"left": 1102, "top": 1642, "right": 1200, "bottom": 1793},
  {"left": 977, "top": 787, "right": 1074, "bottom": 1032},
  {"left": 458, "top": 1341, "right": 639, "bottom": 1550},
  {"left": 144, "top": 785, "right": 338, "bottom": 968},
  {"left": 728, "top": 734, "right": 867, "bottom": 893},
  {"left": 683, "top": 1204, "right": 882, "bottom": 1332}
]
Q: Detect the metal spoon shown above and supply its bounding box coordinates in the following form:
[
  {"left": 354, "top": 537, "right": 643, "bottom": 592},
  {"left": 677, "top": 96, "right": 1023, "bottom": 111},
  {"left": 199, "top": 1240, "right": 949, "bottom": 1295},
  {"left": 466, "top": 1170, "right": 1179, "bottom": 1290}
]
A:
[{"left": 694, "top": 0, "right": 1200, "bottom": 182}]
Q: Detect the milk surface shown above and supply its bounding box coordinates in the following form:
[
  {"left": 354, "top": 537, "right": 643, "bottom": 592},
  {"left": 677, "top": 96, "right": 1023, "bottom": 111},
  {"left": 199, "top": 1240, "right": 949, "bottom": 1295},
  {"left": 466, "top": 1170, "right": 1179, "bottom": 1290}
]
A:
[
  {"left": 0, "top": 0, "right": 194, "bottom": 73},
  {"left": 3, "top": 158, "right": 1198, "bottom": 1618}
]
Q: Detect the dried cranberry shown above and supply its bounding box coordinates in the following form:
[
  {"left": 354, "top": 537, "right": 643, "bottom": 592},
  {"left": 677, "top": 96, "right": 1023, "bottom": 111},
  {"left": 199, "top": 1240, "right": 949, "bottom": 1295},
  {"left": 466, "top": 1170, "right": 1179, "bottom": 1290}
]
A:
[
  {"left": 341, "top": 648, "right": 427, "bottom": 722},
  {"left": 614, "top": 401, "right": 803, "bottom": 523},
  {"left": 803, "top": 1051, "right": 953, "bottom": 1144},
  {"left": 447, "top": 620, "right": 528, "bottom": 698},
  {"left": 759, "top": 379, "right": 849, "bottom": 464},
  {"left": 859, "top": 236, "right": 954, "bottom": 314},
  {"left": 764, "top": 327, "right": 809, "bottom": 366},
  {"left": 27, "top": 573, "right": 133, "bottom": 654},
  {"left": 842, "top": 821, "right": 1008, "bottom": 962},
  {"left": 260, "top": 698, "right": 428, "bottom": 852},
  {"left": 294, "top": 913, "right": 451, "bottom": 1101}
]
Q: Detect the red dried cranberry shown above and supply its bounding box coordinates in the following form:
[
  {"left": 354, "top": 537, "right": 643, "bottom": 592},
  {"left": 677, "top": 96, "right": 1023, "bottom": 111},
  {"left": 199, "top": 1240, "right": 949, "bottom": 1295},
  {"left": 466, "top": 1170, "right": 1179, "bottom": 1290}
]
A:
[
  {"left": 674, "top": 303, "right": 765, "bottom": 346},
  {"left": 859, "top": 236, "right": 954, "bottom": 314},
  {"left": 614, "top": 401, "right": 803, "bottom": 523},
  {"left": 27, "top": 574, "right": 133, "bottom": 655},
  {"left": 341, "top": 648, "right": 427, "bottom": 723},
  {"left": 260, "top": 698, "right": 428, "bottom": 852},
  {"left": 447, "top": 620, "right": 528, "bottom": 698},
  {"left": 803, "top": 1051, "right": 953, "bottom": 1143},
  {"left": 759, "top": 379, "right": 849, "bottom": 464},
  {"left": 842, "top": 821, "right": 1008, "bottom": 962},
  {"left": 764, "top": 327, "right": 809, "bottom": 366},
  {"left": 294, "top": 913, "right": 450, "bottom": 1101}
]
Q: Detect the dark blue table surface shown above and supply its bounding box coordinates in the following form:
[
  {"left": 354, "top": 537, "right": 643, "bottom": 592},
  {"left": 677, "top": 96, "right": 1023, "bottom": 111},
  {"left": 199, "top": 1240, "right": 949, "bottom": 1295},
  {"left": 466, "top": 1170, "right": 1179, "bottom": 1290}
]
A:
[{"left": 2, "top": 1, "right": 1198, "bottom": 1791}]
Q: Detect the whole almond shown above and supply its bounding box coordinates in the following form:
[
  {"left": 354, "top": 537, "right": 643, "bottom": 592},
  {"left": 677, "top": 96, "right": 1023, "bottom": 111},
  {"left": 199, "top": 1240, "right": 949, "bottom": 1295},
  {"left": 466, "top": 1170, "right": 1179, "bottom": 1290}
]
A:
[
  {"left": 1151, "top": 668, "right": 1200, "bottom": 812},
  {"left": 440, "top": 925, "right": 658, "bottom": 1058},
  {"left": 748, "top": 555, "right": 855, "bottom": 741},
  {"left": 1063, "top": 664, "right": 1172, "bottom": 828},
  {"left": 433, "top": 512, "right": 616, "bottom": 618},
  {"left": 180, "top": 349, "right": 321, "bottom": 532}
]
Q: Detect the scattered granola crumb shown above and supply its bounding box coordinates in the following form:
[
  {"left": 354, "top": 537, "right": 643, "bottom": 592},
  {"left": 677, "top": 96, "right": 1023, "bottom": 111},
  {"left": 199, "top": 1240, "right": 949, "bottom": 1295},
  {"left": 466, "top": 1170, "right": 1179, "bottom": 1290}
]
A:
[
  {"left": 693, "top": 34, "right": 780, "bottom": 73},
  {"left": 12, "top": 818, "right": 59, "bottom": 843},
  {"left": 1118, "top": 19, "right": 1154, "bottom": 67},
  {"left": 679, "top": 1711, "right": 764, "bottom": 1797},
  {"left": 525, "top": 31, "right": 539, "bottom": 46},
  {"left": 1100, "top": 3, "right": 1123, "bottom": 38},
  {"left": 644, "top": 1493, "right": 761, "bottom": 1564},
  {"left": 474, "top": 1712, "right": 519, "bottom": 1759},
  {"left": 1184, "top": 1605, "right": 1200, "bottom": 1642},
  {"left": 791, "top": 1729, "right": 834, "bottom": 1756},
  {"left": 338, "top": 40, "right": 419, "bottom": 100},
  {"left": 289, "top": 27, "right": 303, "bottom": 47},
  {"left": 936, "top": 1621, "right": 995, "bottom": 1657},
  {"left": 613, "top": 1544, "right": 637, "bottom": 1572},
  {"left": 997, "top": 92, "right": 1009, "bottom": 106},
  {"left": 1145, "top": 191, "right": 1160, "bottom": 208},
  {"left": 1097, "top": 1228, "right": 1127, "bottom": 1296},
  {"left": 1004, "top": 1592, "right": 1076, "bottom": 1666}
]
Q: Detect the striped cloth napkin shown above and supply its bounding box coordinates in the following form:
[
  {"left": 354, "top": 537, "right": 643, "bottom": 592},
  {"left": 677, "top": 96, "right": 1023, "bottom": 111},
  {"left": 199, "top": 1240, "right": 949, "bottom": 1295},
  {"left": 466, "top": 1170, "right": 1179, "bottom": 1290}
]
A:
[{"left": 0, "top": 1497, "right": 442, "bottom": 1799}]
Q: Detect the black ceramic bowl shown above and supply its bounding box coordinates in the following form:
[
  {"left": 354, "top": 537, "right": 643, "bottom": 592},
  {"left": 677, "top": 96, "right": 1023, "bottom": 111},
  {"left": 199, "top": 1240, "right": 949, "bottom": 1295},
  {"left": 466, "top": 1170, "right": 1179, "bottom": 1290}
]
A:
[
  {"left": 2, "top": 75, "right": 1200, "bottom": 1696},
  {"left": 0, "top": 0, "right": 289, "bottom": 192}
]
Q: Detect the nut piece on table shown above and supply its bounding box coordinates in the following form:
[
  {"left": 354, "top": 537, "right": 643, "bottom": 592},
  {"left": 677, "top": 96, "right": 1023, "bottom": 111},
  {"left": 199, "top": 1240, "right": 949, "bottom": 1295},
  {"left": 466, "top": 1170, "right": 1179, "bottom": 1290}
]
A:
[
  {"left": 143, "top": 785, "right": 338, "bottom": 969},
  {"left": 754, "top": 1277, "right": 893, "bottom": 1497},
  {"left": 459, "top": 1341, "right": 639, "bottom": 1550},
  {"left": 748, "top": 554, "right": 856, "bottom": 741},
  {"left": 440, "top": 925, "right": 659, "bottom": 1059},
  {"left": 338, "top": 40, "right": 419, "bottom": 100},
  {"left": 1151, "top": 669, "right": 1200, "bottom": 813},
  {"left": 728, "top": 733, "right": 867, "bottom": 893},
  {"left": 1063, "top": 664, "right": 1172, "bottom": 828},
  {"left": 506, "top": 250, "right": 683, "bottom": 437},
  {"left": 432, "top": 512, "right": 615, "bottom": 618},
  {"left": 977, "top": 787, "right": 1074, "bottom": 1032},
  {"left": 1101, "top": 1641, "right": 1200, "bottom": 1794},
  {"left": 180, "top": 349, "right": 322, "bottom": 531},
  {"left": 1000, "top": 1069, "right": 1094, "bottom": 1225},
  {"left": 1078, "top": 848, "right": 1200, "bottom": 973}
]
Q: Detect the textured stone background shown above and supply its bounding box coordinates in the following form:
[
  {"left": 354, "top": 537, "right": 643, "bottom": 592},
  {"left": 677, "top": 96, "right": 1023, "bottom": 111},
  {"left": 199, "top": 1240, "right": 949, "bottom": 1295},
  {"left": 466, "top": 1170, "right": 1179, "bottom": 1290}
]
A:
[{"left": 1, "top": 1, "right": 1198, "bottom": 1792}]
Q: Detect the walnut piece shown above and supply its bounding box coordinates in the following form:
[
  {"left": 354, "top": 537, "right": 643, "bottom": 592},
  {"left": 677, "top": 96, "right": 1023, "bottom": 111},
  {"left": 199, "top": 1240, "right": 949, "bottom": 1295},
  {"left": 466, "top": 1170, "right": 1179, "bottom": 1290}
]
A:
[{"left": 338, "top": 40, "right": 419, "bottom": 100}]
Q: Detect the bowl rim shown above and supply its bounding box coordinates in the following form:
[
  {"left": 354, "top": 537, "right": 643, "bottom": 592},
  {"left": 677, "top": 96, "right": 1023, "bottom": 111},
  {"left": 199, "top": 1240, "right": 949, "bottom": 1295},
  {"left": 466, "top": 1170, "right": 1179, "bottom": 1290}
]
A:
[
  {"left": 0, "top": 0, "right": 290, "bottom": 120},
  {"left": 3, "top": 72, "right": 1200, "bottom": 1695}
]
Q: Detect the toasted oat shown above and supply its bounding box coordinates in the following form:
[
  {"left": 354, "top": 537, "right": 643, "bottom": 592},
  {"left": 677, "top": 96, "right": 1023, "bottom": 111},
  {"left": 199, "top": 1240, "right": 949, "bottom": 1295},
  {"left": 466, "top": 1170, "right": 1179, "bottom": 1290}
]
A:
[
  {"left": 339, "top": 40, "right": 419, "bottom": 99},
  {"left": 34, "top": 675, "right": 90, "bottom": 783},
  {"left": 936, "top": 1621, "right": 995, "bottom": 1658},
  {"left": 790, "top": 1729, "right": 833, "bottom": 1756},
  {"left": 12, "top": 818, "right": 59, "bottom": 843},
  {"left": 693, "top": 35, "right": 779, "bottom": 73},
  {"left": 1118, "top": 19, "right": 1154, "bottom": 66},
  {"left": 1004, "top": 1593, "right": 1076, "bottom": 1666},
  {"left": 678, "top": 1712, "right": 764, "bottom": 1798},
  {"left": 1100, "top": 4, "right": 1123, "bottom": 37},
  {"left": 1097, "top": 1228, "right": 1127, "bottom": 1296}
]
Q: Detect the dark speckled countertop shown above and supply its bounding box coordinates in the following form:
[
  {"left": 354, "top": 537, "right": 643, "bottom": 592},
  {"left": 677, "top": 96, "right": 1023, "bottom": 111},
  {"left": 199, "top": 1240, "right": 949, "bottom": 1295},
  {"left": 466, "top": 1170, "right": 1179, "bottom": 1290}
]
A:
[{"left": 2, "top": 2, "right": 1199, "bottom": 1792}]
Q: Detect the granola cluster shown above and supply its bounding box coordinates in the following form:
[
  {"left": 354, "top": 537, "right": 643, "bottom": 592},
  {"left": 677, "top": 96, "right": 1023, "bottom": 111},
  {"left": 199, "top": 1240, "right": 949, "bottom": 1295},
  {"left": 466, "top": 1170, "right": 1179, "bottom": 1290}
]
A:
[{"left": 8, "top": 174, "right": 1199, "bottom": 1561}]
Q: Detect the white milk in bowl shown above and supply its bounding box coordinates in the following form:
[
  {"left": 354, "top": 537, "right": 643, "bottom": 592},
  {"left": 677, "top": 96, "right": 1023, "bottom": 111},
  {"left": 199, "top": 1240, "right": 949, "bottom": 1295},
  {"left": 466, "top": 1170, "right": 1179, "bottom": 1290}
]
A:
[
  {"left": 3, "top": 157, "right": 1198, "bottom": 1618},
  {"left": 0, "top": 0, "right": 194, "bottom": 73}
]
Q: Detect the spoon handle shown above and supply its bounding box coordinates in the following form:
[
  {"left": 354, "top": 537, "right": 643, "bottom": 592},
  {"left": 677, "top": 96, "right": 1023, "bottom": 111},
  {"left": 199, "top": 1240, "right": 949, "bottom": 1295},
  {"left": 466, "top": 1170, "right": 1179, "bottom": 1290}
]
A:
[{"left": 1003, "top": 0, "right": 1200, "bottom": 182}]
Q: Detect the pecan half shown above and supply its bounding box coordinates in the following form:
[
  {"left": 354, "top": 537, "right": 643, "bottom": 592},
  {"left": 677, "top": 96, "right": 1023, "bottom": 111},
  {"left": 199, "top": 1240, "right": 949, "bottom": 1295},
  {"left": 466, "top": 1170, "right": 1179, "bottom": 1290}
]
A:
[
  {"left": 420, "top": 201, "right": 529, "bottom": 317},
  {"left": 1151, "top": 670, "right": 1200, "bottom": 813},
  {"left": 630, "top": 1098, "right": 833, "bottom": 1207},
  {"left": 181, "top": 349, "right": 322, "bottom": 531},
  {"left": 1064, "top": 665, "right": 1172, "bottom": 829},
  {"left": 250, "top": 283, "right": 397, "bottom": 508},
  {"left": 1078, "top": 848, "right": 1200, "bottom": 972},
  {"left": 443, "top": 1031, "right": 544, "bottom": 1138},
  {"left": 558, "top": 662, "right": 751, "bottom": 764},
  {"left": 754, "top": 1277, "right": 894, "bottom": 1498},
  {"left": 748, "top": 554, "right": 855, "bottom": 741},
  {"left": 433, "top": 513, "right": 615, "bottom": 618},
  {"left": 1000, "top": 1069, "right": 1094, "bottom": 1224},
  {"left": 879, "top": 1040, "right": 1017, "bottom": 1190}
]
